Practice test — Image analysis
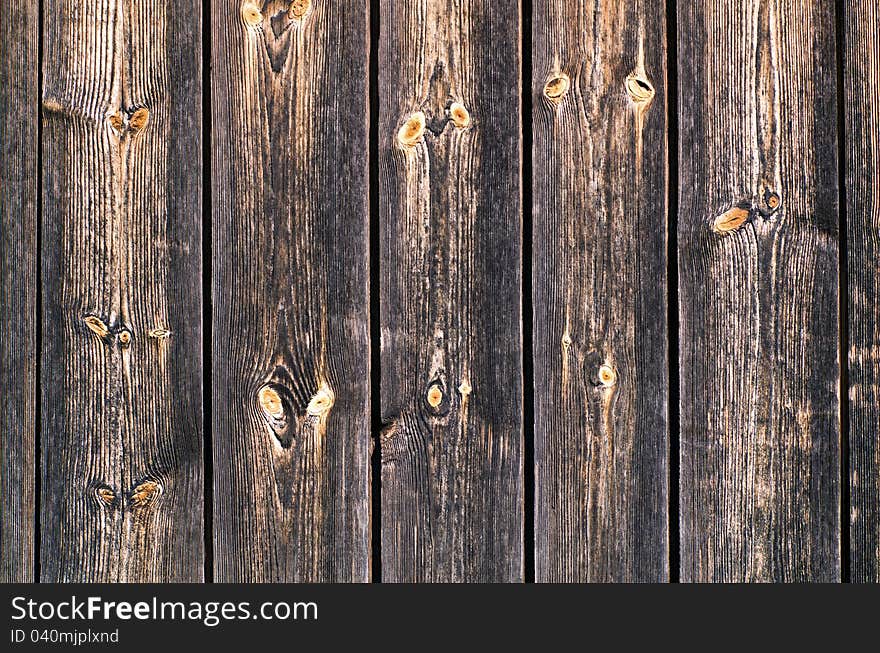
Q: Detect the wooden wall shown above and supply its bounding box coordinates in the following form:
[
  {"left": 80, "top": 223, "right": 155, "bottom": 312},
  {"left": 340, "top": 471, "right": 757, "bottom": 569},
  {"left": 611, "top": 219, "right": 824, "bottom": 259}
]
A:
[{"left": 0, "top": 0, "right": 877, "bottom": 582}]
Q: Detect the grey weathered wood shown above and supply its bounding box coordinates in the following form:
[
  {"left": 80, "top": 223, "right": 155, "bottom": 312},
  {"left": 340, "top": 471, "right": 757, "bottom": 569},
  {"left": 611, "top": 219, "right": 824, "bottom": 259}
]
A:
[
  {"left": 678, "top": 0, "right": 840, "bottom": 581},
  {"left": 40, "top": 0, "right": 203, "bottom": 581},
  {"left": 533, "top": 0, "right": 669, "bottom": 582},
  {"left": 212, "top": 0, "right": 371, "bottom": 581},
  {"left": 844, "top": 0, "right": 880, "bottom": 584},
  {"left": 1, "top": 0, "right": 38, "bottom": 583},
  {"left": 379, "top": 0, "right": 524, "bottom": 581}
]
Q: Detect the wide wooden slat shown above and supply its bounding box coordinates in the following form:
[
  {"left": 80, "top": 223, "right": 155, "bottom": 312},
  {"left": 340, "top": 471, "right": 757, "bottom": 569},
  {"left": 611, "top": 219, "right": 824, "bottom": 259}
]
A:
[
  {"left": 40, "top": 0, "right": 203, "bottom": 581},
  {"left": 379, "top": 0, "right": 523, "bottom": 581},
  {"left": 844, "top": 0, "right": 880, "bottom": 583},
  {"left": 678, "top": 0, "right": 840, "bottom": 581},
  {"left": 212, "top": 0, "right": 371, "bottom": 581},
  {"left": 532, "top": 0, "right": 669, "bottom": 582},
  {"left": 1, "top": 1, "right": 38, "bottom": 583}
]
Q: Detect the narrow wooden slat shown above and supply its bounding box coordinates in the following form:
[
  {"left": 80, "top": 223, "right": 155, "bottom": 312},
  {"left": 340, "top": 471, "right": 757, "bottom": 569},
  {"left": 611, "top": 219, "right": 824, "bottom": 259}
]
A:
[
  {"left": 1, "top": 1, "right": 38, "bottom": 583},
  {"left": 212, "top": 0, "right": 371, "bottom": 581},
  {"left": 379, "top": 0, "right": 523, "bottom": 581},
  {"left": 678, "top": 0, "right": 840, "bottom": 581},
  {"left": 40, "top": 0, "right": 203, "bottom": 581},
  {"left": 844, "top": 0, "right": 880, "bottom": 583},
  {"left": 532, "top": 1, "right": 669, "bottom": 581}
]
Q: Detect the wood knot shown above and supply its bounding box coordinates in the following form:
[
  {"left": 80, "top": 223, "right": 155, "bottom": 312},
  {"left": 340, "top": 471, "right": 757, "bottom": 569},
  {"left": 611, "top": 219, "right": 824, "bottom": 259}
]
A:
[
  {"left": 426, "top": 384, "right": 444, "bottom": 408},
  {"left": 713, "top": 204, "right": 751, "bottom": 234},
  {"left": 259, "top": 385, "right": 285, "bottom": 419},
  {"left": 458, "top": 379, "right": 472, "bottom": 397},
  {"left": 257, "top": 383, "right": 293, "bottom": 445},
  {"left": 128, "top": 108, "right": 149, "bottom": 134},
  {"left": 598, "top": 364, "right": 617, "bottom": 387},
  {"left": 93, "top": 484, "right": 118, "bottom": 508},
  {"left": 543, "top": 74, "right": 570, "bottom": 102},
  {"left": 625, "top": 72, "right": 655, "bottom": 105},
  {"left": 289, "top": 0, "right": 310, "bottom": 19},
  {"left": 129, "top": 480, "right": 161, "bottom": 508},
  {"left": 397, "top": 112, "right": 426, "bottom": 148},
  {"left": 449, "top": 102, "right": 471, "bottom": 128},
  {"left": 83, "top": 315, "right": 110, "bottom": 341},
  {"left": 118, "top": 329, "right": 132, "bottom": 347},
  {"left": 241, "top": 2, "right": 263, "bottom": 26},
  {"left": 108, "top": 111, "right": 126, "bottom": 133},
  {"left": 561, "top": 332, "right": 572, "bottom": 349},
  {"left": 764, "top": 189, "right": 781, "bottom": 213},
  {"left": 148, "top": 327, "right": 172, "bottom": 340},
  {"left": 306, "top": 383, "right": 335, "bottom": 417}
]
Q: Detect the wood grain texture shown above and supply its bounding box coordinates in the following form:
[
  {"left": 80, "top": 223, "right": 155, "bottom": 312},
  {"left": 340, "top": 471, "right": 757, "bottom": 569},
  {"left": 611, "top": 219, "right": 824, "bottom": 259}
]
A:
[
  {"left": 1, "top": 0, "right": 38, "bottom": 583},
  {"left": 532, "top": 1, "right": 669, "bottom": 582},
  {"left": 212, "top": 0, "right": 371, "bottom": 581},
  {"left": 844, "top": 0, "right": 880, "bottom": 584},
  {"left": 379, "top": 0, "right": 523, "bottom": 582},
  {"left": 678, "top": 0, "right": 840, "bottom": 581},
  {"left": 41, "top": 0, "right": 203, "bottom": 581}
]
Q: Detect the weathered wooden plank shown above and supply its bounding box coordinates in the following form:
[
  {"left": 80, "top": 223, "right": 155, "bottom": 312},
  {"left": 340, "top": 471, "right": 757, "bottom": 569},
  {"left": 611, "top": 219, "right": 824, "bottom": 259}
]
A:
[
  {"left": 379, "top": 0, "right": 523, "bottom": 581},
  {"left": 533, "top": 1, "right": 669, "bottom": 582},
  {"left": 678, "top": 0, "right": 840, "bottom": 581},
  {"left": 1, "top": 1, "right": 38, "bottom": 583},
  {"left": 844, "top": 0, "right": 880, "bottom": 584},
  {"left": 212, "top": 0, "right": 371, "bottom": 581},
  {"left": 40, "top": 0, "right": 203, "bottom": 581}
]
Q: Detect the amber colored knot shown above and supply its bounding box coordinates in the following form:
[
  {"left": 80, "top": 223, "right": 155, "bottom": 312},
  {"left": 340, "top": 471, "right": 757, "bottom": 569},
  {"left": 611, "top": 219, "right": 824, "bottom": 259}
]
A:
[
  {"left": 83, "top": 315, "right": 109, "bottom": 340},
  {"left": 426, "top": 385, "right": 444, "bottom": 408},
  {"left": 625, "top": 72, "right": 655, "bottom": 105},
  {"left": 449, "top": 102, "right": 471, "bottom": 128},
  {"left": 108, "top": 111, "right": 126, "bottom": 132},
  {"left": 543, "top": 74, "right": 570, "bottom": 102},
  {"left": 95, "top": 487, "right": 116, "bottom": 506},
  {"left": 458, "top": 379, "right": 472, "bottom": 397},
  {"left": 128, "top": 108, "right": 149, "bottom": 134},
  {"left": 118, "top": 330, "right": 132, "bottom": 347},
  {"left": 598, "top": 364, "right": 617, "bottom": 387},
  {"left": 307, "top": 383, "right": 335, "bottom": 417},
  {"left": 241, "top": 2, "right": 263, "bottom": 26},
  {"left": 148, "top": 327, "right": 172, "bottom": 340},
  {"left": 130, "top": 480, "right": 161, "bottom": 508},
  {"left": 397, "top": 112, "right": 426, "bottom": 148},
  {"left": 713, "top": 206, "right": 751, "bottom": 234},
  {"left": 258, "top": 385, "right": 284, "bottom": 419},
  {"left": 289, "top": 0, "right": 310, "bottom": 19}
]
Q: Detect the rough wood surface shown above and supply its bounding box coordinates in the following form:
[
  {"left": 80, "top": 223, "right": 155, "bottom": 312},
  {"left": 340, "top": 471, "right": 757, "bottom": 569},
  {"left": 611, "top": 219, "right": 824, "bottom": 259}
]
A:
[
  {"left": 533, "top": 0, "right": 669, "bottom": 582},
  {"left": 212, "top": 0, "right": 371, "bottom": 581},
  {"left": 378, "top": 0, "right": 524, "bottom": 582},
  {"left": 40, "top": 0, "right": 203, "bottom": 581},
  {"left": 678, "top": 0, "right": 840, "bottom": 581},
  {"left": 1, "top": 0, "right": 38, "bottom": 583},
  {"left": 844, "top": 0, "right": 880, "bottom": 584}
]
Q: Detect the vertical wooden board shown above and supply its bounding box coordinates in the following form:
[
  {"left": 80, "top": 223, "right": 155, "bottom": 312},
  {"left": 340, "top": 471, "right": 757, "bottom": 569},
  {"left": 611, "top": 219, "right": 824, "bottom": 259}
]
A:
[
  {"left": 678, "top": 0, "right": 840, "bottom": 581},
  {"left": 845, "top": 0, "right": 880, "bottom": 583},
  {"left": 379, "top": 1, "right": 523, "bottom": 581},
  {"left": 212, "top": 0, "right": 371, "bottom": 581},
  {"left": 1, "top": 1, "right": 38, "bottom": 583},
  {"left": 41, "top": 0, "right": 203, "bottom": 581},
  {"left": 532, "top": 1, "right": 669, "bottom": 581}
]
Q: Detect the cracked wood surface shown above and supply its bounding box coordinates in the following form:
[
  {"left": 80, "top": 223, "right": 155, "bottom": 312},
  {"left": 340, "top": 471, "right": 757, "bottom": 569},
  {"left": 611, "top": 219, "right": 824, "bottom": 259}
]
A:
[
  {"left": 40, "top": 0, "right": 203, "bottom": 581},
  {"left": 1, "top": 0, "right": 38, "bottom": 583},
  {"left": 212, "top": 0, "right": 371, "bottom": 581},
  {"left": 379, "top": 0, "right": 524, "bottom": 581},
  {"left": 678, "top": 0, "right": 840, "bottom": 581},
  {"left": 533, "top": 0, "right": 669, "bottom": 582},
  {"left": 844, "top": 0, "right": 880, "bottom": 584}
]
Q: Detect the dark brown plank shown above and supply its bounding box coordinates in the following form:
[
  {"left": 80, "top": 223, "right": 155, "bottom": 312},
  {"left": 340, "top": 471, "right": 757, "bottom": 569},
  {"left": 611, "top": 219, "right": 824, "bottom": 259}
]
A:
[
  {"left": 379, "top": 0, "right": 523, "bottom": 581},
  {"left": 41, "top": 0, "right": 203, "bottom": 581},
  {"left": 532, "top": 2, "right": 669, "bottom": 581},
  {"left": 678, "top": 0, "right": 840, "bottom": 581},
  {"left": 1, "top": 0, "right": 38, "bottom": 583},
  {"left": 212, "top": 0, "right": 371, "bottom": 581},
  {"left": 844, "top": 0, "right": 880, "bottom": 583}
]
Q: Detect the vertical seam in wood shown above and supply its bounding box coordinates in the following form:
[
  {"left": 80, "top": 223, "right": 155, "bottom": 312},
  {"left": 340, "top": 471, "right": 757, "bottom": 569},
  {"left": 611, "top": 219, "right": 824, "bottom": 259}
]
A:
[
  {"left": 369, "top": 0, "right": 382, "bottom": 584},
  {"left": 34, "top": 0, "right": 44, "bottom": 584},
  {"left": 202, "top": 0, "right": 214, "bottom": 584},
  {"left": 666, "top": 0, "right": 681, "bottom": 584},
  {"left": 522, "top": 0, "right": 535, "bottom": 585},
  {"left": 834, "top": 0, "right": 851, "bottom": 584}
]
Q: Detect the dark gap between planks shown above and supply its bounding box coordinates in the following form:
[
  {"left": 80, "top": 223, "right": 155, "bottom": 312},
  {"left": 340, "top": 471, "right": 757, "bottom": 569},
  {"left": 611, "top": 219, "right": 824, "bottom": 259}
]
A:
[
  {"left": 202, "top": 0, "right": 214, "bottom": 583},
  {"left": 34, "top": 0, "right": 44, "bottom": 583}
]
